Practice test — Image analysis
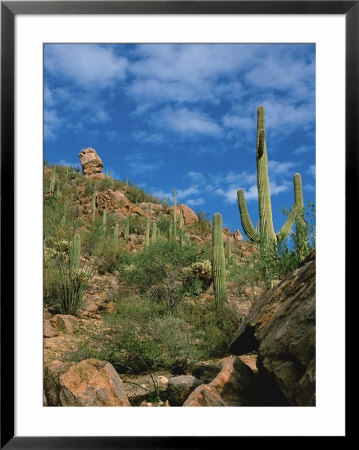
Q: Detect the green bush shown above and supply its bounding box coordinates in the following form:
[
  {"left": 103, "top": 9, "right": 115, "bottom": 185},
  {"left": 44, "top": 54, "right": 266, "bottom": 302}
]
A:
[{"left": 118, "top": 240, "right": 202, "bottom": 313}]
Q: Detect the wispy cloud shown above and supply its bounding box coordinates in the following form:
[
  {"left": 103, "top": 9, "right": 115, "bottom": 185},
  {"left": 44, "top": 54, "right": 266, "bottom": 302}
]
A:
[
  {"left": 153, "top": 106, "right": 222, "bottom": 137},
  {"left": 45, "top": 44, "right": 128, "bottom": 89}
]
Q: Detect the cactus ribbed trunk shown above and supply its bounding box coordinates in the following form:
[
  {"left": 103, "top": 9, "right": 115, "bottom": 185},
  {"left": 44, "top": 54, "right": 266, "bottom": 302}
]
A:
[
  {"left": 71, "top": 234, "right": 81, "bottom": 271},
  {"left": 211, "top": 213, "right": 227, "bottom": 311},
  {"left": 293, "top": 173, "right": 309, "bottom": 261},
  {"left": 168, "top": 219, "right": 173, "bottom": 241},
  {"left": 152, "top": 222, "right": 157, "bottom": 243},
  {"left": 256, "top": 107, "right": 276, "bottom": 243},
  {"left": 102, "top": 210, "right": 107, "bottom": 234}
]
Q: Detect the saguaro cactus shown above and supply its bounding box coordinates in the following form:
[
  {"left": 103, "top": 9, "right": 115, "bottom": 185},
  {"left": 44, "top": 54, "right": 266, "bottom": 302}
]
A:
[
  {"left": 91, "top": 192, "right": 97, "bottom": 223},
  {"left": 49, "top": 167, "right": 56, "bottom": 194},
  {"left": 211, "top": 213, "right": 227, "bottom": 311},
  {"left": 102, "top": 210, "right": 107, "bottom": 234},
  {"left": 293, "top": 173, "right": 310, "bottom": 260},
  {"left": 71, "top": 234, "right": 81, "bottom": 271},
  {"left": 173, "top": 188, "right": 177, "bottom": 240},
  {"left": 168, "top": 218, "right": 174, "bottom": 241},
  {"left": 179, "top": 204, "right": 183, "bottom": 245},
  {"left": 145, "top": 218, "right": 150, "bottom": 247},
  {"left": 114, "top": 223, "right": 119, "bottom": 250},
  {"left": 125, "top": 215, "right": 130, "bottom": 239},
  {"left": 237, "top": 106, "right": 300, "bottom": 245},
  {"left": 152, "top": 222, "right": 157, "bottom": 243}
]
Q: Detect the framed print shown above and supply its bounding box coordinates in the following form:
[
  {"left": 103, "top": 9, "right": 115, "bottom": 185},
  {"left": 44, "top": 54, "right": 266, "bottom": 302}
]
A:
[{"left": 1, "top": 1, "right": 353, "bottom": 447}]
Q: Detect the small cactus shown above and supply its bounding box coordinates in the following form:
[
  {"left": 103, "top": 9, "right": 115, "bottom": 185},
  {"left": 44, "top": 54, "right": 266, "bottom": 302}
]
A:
[
  {"left": 71, "top": 234, "right": 81, "bottom": 271},
  {"left": 102, "top": 210, "right": 107, "bottom": 234},
  {"left": 173, "top": 188, "right": 177, "bottom": 240},
  {"left": 152, "top": 222, "right": 157, "bottom": 243},
  {"left": 211, "top": 213, "right": 227, "bottom": 311},
  {"left": 49, "top": 167, "right": 56, "bottom": 194},
  {"left": 91, "top": 192, "right": 97, "bottom": 223},
  {"left": 145, "top": 218, "right": 150, "bottom": 247},
  {"left": 114, "top": 223, "right": 119, "bottom": 250},
  {"left": 125, "top": 215, "right": 130, "bottom": 239},
  {"left": 168, "top": 219, "right": 174, "bottom": 241}
]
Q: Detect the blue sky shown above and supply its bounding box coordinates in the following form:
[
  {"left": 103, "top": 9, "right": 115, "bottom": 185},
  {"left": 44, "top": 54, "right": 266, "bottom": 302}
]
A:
[{"left": 44, "top": 43, "right": 315, "bottom": 235}]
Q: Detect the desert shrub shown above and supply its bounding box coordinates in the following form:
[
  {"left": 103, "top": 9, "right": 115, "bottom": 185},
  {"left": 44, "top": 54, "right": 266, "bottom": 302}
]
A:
[
  {"left": 118, "top": 240, "right": 202, "bottom": 313},
  {"left": 182, "top": 260, "right": 212, "bottom": 295}
]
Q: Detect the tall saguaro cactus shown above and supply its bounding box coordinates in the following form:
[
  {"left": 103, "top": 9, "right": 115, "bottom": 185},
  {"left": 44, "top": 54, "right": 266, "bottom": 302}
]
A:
[
  {"left": 237, "top": 106, "right": 300, "bottom": 245},
  {"left": 91, "top": 192, "right": 97, "bottom": 223},
  {"left": 211, "top": 213, "right": 227, "bottom": 311}
]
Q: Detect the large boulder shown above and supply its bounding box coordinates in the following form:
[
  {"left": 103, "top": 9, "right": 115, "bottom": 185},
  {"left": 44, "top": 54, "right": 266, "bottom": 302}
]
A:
[
  {"left": 169, "top": 204, "right": 198, "bottom": 225},
  {"left": 230, "top": 251, "right": 316, "bottom": 406},
  {"left": 184, "top": 356, "right": 257, "bottom": 406},
  {"left": 79, "top": 147, "right": 104, "bottom": 176},
  {"left": 166, "top": 375, "right": 201, "bottom": 406},
  {"left": 44, "top": 359, "right": 130, "bottom": 406}
]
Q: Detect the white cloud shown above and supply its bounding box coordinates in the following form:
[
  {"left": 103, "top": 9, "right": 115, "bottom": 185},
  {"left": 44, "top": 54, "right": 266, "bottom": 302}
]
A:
[
  {"left": 186, "top": 198, "right": 205, "bottom": 207},
  {"left": 153, "top": 107, "right": 222, "bottom": 137},
  {"left": 307, "top": 165, "right": 316, "bottom": 177},
  {"left": 44, "top": 109, "right": 62, "bottom": 140},
  {"left": 268, "top": 160, "right": 297, "bottom": 175},
  {"left": 45, "top": 44, "right": 127, "bottom": 89}
]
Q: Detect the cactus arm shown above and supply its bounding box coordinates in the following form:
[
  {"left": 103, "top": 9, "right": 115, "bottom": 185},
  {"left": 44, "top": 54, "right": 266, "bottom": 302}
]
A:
[
  {"left": 237, "top": 189, "right": 261, "bottom": 243},
  {"left": 276, "top": 203, "right": 297, "bottom": 242},
  {"left": 145, "top": 218, "right": 150, "bottom": 247}
]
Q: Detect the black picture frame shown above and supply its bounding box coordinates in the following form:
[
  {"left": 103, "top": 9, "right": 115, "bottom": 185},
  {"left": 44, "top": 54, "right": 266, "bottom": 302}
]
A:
[{"left": 1, "top": 1, "right": 352, "bottom": 447}]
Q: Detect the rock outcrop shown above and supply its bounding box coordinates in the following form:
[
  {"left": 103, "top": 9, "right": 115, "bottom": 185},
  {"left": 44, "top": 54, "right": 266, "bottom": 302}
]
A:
[
  {"left": 79, "top": 147, "right": 104, "bottom": 177},
  {"left": 44, "top": 359, "right": 130, "bottom": 406},
  {"left": 184, "top": 356, "right": 257, "bottom": 406},
  {"left": 169, "top": 204, "right": 198, "bottom": 225},
  {"left": 230, "top": 250, "right": 316, "bottom": 406}
]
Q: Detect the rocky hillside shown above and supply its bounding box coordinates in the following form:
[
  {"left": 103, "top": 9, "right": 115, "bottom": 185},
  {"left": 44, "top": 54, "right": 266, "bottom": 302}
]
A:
[{"left": 43, "top": 147, "right": 315, "bottom": 407}]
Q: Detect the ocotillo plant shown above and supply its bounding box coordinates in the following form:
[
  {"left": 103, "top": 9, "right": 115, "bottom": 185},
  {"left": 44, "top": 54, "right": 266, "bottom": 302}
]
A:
[
  {"left": 145, "top": 218, "right": 150, "bottom": 247},
  {"left": 173, "top": 188, "right": 177, "bottom": 240},
  {"left": 152, "top": 222, "right": 157, "bottom": 243},
  {"left": 211, "top": 213, "right": 227, "bottom": 311},
  {"left": 237, "top": 106, "right": 299, "bottom": 246},
  {"left": 49, "top": 167, "right": 56, "bottom": 194},
  {"left": 114, "top": 223, "right": 119, "bottom": 251},
  {"left": 125, "top": 215, "right": 130, "bottom": 239},
  {"left": 71, "top": 234, "right": 81, "bottom": 271}
]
